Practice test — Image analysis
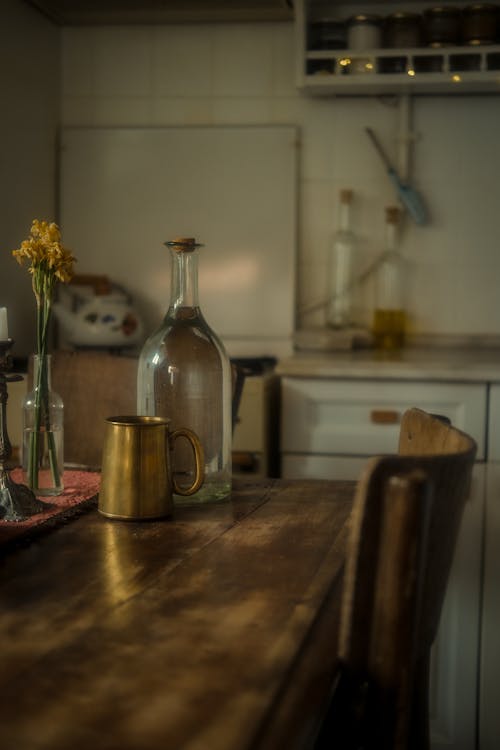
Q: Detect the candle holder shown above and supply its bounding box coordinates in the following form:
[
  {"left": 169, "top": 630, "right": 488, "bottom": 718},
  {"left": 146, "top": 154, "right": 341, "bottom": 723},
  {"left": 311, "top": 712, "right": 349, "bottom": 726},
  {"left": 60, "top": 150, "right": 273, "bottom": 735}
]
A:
[{"left": 0, "top": 339, "right": 46, "bottom": 521}]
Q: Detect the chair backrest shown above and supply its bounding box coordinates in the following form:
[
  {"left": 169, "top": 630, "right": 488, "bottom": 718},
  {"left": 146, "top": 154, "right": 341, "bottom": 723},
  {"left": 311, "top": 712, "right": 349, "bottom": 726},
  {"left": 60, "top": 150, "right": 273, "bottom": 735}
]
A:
[
  {"left": 38, "top": 351, "right": 245, "bottom": 468},
  {"left": 48, "top": 351, "right": 137, "bottom": 468},
  {"left": 333, "top": 408, "right": 476, "bottom": 750}
]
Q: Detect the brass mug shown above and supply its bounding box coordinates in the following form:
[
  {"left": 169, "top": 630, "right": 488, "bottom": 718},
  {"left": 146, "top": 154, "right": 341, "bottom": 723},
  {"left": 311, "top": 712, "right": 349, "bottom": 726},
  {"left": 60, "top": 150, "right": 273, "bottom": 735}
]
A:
[{"left": 98, "top": 416, "right": 204, "bottom": 520}]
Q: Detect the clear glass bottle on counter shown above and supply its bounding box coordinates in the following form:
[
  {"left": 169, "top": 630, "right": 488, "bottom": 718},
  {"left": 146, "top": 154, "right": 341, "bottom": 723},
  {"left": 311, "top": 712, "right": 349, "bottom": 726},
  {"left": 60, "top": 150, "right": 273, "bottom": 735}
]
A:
[
  {"left": 372, "top": 206, "right": 407, "bottom": 351},
  {"left": 326, "top": 189, "right": 357, "bottom": 329},
  {"left": 137, "top": 237, "right": 232, "bottom": 503}
]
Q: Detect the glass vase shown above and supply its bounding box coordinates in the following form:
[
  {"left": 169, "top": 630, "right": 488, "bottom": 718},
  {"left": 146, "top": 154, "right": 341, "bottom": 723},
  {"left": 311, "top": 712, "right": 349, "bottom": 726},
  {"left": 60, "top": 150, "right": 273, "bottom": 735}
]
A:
[{"left": 22, "top": 354, "right": 64, "bottom": 496}]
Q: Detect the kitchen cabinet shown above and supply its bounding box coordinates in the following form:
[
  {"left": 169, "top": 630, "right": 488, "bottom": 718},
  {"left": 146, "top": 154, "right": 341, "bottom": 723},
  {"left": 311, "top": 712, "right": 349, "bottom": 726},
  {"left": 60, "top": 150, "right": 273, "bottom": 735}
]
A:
[
  {"left": 277, "top": 352, "right": 496, "bottom": 749},
  {"left": 296, "top": 0, "right": 500, "bottom": 95},
  {"left": 280, "top": 377, "right": 486, "bottom": 465},
  {"left": 480, "top": 385, "right": 500, "bottom": 749}
]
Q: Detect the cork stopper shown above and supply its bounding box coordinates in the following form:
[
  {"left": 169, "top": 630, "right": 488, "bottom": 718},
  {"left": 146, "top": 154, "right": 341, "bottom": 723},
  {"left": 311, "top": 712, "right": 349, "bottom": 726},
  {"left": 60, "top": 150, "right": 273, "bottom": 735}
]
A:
[
  {"left": 165, "top": 237, "right": 203, "bottom": 252},
  {"left": 340, "top": 189, "right": 353, "bottom": 204},
  {"left": 385, "top": 206, "right": 400, "bottom": 224}
]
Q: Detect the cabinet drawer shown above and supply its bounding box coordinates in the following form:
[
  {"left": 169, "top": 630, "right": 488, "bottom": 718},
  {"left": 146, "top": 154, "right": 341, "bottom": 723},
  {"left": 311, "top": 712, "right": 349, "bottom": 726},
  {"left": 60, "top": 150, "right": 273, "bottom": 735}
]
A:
[
  {"left": 487, "top": 384, "right": 500, "bottom": 461},
  {"left": 281, "top": 378, "right": 486, "bottom": 459}
]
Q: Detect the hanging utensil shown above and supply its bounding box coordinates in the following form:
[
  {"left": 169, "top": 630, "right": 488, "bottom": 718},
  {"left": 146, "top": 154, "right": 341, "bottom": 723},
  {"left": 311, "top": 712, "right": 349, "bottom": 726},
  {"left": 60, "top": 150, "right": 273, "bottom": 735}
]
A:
[{"left": 365, "top": 127, "right": 428, "bottom": 226}]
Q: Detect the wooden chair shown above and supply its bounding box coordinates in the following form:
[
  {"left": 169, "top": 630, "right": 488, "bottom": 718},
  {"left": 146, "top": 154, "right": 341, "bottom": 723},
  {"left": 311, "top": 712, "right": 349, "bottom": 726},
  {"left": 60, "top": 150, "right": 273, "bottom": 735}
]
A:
[
  {"left": 316, "top": 407, "right": 477, "bottom": 750},
  {"left": 49, "top": 350, "right": 138, "bottom": 467},
  {"left": 41, "top": 351, "right": 245, "bottom": 467}
]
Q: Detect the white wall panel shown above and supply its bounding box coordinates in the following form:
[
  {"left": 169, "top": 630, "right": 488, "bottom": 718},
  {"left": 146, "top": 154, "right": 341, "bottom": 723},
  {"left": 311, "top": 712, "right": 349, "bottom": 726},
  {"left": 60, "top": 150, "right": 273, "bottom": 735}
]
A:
[{"left": 59, "top": 125, "right": 297, "bottom": 357}]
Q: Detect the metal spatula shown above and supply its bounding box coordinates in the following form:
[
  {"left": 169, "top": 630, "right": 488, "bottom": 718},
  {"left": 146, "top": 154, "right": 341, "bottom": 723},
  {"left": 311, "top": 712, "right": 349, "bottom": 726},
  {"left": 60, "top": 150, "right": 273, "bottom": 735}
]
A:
[{"left": 365, "top": 127, "right": 428, "bottom": 226}]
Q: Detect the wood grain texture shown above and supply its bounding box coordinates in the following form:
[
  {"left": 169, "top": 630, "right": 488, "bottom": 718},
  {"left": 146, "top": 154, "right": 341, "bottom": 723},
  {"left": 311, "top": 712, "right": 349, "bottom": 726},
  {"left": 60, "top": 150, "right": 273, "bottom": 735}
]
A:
[{"left": 0, "top": 478, "right": 354, "bottom": 750}]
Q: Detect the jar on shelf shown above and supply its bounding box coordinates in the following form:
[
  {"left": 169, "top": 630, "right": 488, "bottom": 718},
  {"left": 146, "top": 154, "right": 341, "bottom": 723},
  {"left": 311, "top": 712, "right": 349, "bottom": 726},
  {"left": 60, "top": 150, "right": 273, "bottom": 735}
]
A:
[
  {"left": 383, "top": 11, "right": 422, "bottom": 48},
  {"left": 347, "top": 14, "right": 382, "bottom": 50},
  {"left": 308, "top": 18, "right": 346, "bottom": 50},
  {"left": 461, "top": 4, "right": 499, "bottom": 46},
  {"left": 423, "top": 6, "right": 461, "bottom": 47}
]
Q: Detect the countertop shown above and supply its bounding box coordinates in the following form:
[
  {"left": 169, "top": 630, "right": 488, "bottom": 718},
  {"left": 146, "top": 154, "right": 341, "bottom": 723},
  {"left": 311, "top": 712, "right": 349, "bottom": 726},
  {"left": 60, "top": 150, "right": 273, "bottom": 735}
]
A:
[{"left": 276, "top": 346, "right": 500, "bottom": 383}]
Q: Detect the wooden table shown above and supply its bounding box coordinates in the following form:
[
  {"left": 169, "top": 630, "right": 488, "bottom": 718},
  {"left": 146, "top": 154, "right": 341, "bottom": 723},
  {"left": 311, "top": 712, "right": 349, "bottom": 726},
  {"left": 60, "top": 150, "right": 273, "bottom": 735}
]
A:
[{"left": 0, "top": 478, "right": 355, "bottom": 750}]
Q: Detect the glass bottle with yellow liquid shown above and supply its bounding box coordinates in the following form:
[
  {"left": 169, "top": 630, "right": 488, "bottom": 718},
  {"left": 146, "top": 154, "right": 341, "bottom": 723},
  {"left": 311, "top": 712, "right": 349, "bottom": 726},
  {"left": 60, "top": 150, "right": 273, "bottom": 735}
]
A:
[{"left": 372, "top": 206, "right": 407, "bottom": 350}]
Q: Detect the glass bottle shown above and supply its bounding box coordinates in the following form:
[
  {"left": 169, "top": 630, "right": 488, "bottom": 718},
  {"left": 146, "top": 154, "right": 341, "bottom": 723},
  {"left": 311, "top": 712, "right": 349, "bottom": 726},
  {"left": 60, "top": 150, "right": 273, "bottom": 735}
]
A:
[
  {"left": 22, "top": 354, "right": 64, "bottom": 495},
  {"left": 137, "top": 237, "right": 232, "bottom": 504},
  {"left": 326, "top": 189, "right": 357, "bottom": 329},
  {"left": 372, "top": 206, "right": 407, "bottom": 351}
]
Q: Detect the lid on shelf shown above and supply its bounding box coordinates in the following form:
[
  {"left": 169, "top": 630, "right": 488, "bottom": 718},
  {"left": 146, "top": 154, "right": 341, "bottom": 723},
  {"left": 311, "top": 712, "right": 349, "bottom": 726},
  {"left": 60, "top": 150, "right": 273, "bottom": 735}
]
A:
[
  {"left": 348, "top": 13, "right": 382, "bottom": 26},
  {"left": 424, "top": 5, "right": 460, "bottom": 16},
  {"left": 385, "top": 11, "right": 421, "bottom": 22},
  {"left": 463, "top": 3, "right": 499, "bottom": 10}
]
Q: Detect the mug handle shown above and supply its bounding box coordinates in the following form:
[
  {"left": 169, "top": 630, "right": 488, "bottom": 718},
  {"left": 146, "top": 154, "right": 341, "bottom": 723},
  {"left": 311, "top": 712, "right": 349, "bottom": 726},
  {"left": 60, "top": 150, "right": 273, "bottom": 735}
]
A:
[{"left": 171, "top": 428, "right": 205, "bottom": 496}]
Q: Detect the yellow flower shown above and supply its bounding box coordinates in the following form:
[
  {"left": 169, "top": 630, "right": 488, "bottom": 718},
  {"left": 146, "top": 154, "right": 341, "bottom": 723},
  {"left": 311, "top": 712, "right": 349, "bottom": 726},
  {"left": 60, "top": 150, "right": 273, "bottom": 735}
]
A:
[{"left": 12, "top": 219, "right": 76, "bottom": 282}]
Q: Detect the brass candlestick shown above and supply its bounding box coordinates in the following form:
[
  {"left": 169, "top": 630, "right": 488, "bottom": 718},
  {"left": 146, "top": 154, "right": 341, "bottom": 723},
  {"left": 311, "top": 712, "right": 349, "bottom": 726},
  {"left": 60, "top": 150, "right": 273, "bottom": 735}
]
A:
[{"left": 0, "top": 339, "right": 46, "bottom": 521}]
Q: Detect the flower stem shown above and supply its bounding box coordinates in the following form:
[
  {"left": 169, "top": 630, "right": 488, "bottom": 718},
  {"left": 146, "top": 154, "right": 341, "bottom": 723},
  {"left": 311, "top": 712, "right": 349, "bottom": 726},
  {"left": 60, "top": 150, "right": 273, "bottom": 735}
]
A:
[{"left": 28, "top": 299, "right": 61, "bottom": 491}]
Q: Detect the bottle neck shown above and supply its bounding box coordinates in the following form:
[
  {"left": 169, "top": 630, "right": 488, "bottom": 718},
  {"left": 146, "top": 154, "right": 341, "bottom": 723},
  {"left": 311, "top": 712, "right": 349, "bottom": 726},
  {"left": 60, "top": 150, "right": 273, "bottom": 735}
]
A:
[
  {"left": 385, "top": 221, "right": 398, "bottom": 254},
  {"left": 169, "top": 248, "right": 200, "bottom": 312},
  {"left": 337, "top": 200, "right": 351, "bottom": 233}
]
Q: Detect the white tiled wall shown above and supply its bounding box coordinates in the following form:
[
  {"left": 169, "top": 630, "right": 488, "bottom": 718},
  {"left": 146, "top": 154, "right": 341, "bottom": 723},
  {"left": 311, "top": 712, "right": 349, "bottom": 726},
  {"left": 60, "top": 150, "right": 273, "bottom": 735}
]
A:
[
  {"left": 5, "top": 12, "right": 500, "bottom": 348},
  {"left": 60, "top": 21, "right": 500, "bottom": 338}
]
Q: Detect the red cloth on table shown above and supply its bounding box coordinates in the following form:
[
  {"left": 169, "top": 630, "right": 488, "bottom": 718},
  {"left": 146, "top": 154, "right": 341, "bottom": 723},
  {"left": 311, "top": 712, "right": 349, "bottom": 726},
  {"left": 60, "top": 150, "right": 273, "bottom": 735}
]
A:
[{"left": 0, "top": 469, "right": 100, "bottom": 547}]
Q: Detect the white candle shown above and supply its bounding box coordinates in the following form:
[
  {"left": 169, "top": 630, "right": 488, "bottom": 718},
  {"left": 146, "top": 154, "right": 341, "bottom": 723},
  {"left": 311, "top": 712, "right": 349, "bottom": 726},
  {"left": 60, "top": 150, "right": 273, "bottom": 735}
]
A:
[{"left": 0, "top": 307, "right": 9, "bottom": 340}]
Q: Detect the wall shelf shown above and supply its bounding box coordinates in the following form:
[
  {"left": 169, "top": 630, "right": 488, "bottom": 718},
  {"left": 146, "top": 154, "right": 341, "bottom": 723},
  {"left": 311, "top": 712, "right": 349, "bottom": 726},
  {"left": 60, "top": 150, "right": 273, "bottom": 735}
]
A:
[{"left": 296, "top": 1, "right": 500, "bottom": 95}]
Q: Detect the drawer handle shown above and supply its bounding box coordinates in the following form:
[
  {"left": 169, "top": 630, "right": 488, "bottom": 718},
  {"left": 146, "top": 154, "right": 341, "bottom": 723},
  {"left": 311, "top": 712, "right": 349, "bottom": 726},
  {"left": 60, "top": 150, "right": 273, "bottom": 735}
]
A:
[
  {"left": 232, "top": 451, "right": 257, "bottom": 471},
  {"left": 370, "top": 409, "right": 401, "bottom": 425}
]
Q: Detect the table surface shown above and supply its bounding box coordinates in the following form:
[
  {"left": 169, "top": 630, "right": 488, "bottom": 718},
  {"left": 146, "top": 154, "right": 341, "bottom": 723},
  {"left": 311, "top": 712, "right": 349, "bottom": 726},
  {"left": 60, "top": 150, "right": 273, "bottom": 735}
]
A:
[{"left": 0, "top": 478, "right": 354, "bottom": 750}]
